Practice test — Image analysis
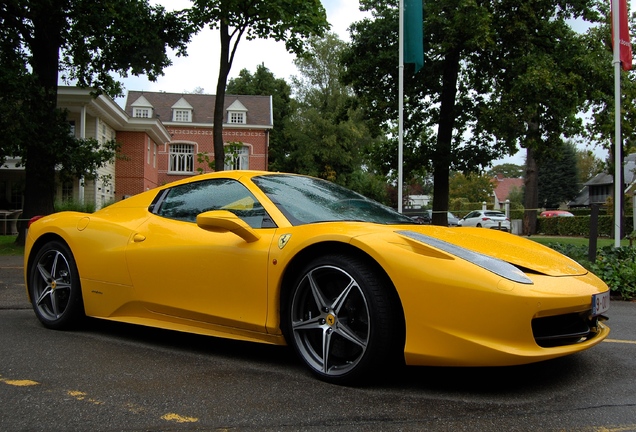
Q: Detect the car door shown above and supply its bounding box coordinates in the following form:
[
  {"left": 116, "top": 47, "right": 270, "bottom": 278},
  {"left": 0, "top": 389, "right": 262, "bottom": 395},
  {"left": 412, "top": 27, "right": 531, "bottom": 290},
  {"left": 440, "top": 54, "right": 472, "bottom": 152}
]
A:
[
  {"left": 461, "top": 211, "right": 478, "bottom": 227},
  {"left": 125, "top": 178, "right": 277, "bottom": 332}
]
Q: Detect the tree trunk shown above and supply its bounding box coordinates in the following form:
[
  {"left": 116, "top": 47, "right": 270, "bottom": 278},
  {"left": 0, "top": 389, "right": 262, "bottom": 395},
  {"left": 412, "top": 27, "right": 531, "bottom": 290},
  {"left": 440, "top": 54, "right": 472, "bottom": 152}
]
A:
[
  {"left": 213, "top": 21, "right": 232, "bottom": 171},
  {"left": 15, "top": 3, "right": 64, "bottom": 245},
  {"left": 523, "top": 146, "right": 539, "bottom": 235},
  {"left": 432, "top": 47, "right": 461, "bottom": 227}
]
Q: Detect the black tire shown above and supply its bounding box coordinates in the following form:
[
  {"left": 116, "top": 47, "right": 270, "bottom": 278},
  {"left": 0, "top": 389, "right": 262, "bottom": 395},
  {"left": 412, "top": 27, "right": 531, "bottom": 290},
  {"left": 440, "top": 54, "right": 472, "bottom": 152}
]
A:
[
  {"left": 476, "top": 223, "right": 482, "bottom": 228},
  {"left": 283, "top": 254, "right": 402, "bottom": 384},
  {"left": 28, "top": 240, "right": 85, "bottom": 329}
]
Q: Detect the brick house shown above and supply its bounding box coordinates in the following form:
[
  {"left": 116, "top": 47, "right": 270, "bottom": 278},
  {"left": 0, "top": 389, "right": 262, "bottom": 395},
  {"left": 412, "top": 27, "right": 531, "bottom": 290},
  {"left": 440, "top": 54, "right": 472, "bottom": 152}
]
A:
[
  {"left": 120, "top": 91, "right": 273, "bottom": 199},
  {"left": 492, "top": 174, "right": 524, "bottom": 209},
  {"left": 0, "top": 87, "right": 273, "bottom": 212}
]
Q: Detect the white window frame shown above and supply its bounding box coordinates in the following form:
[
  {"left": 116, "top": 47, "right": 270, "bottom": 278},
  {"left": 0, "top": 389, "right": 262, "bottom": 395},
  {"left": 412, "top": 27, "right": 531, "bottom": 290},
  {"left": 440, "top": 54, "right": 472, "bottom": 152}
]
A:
[
  {"left": 229, "top": 112, "right": 245, "bottom": 124},
  {"left": 133, "top": 108, "right": 151, "bottom": 118},
  {"left": 224, "top": 145, "right": 249, "bottom": 170},
  {"left": 173, "top": 109, "right": 192, "bottom": 122},
  {"left": 169, "top": 144, "right": 195, "bottom": 174}
]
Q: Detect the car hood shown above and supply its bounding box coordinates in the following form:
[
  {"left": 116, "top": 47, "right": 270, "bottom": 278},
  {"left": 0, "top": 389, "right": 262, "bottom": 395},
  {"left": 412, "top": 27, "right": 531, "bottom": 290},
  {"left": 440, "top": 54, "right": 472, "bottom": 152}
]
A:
[{"left": 392, "top": 226, "right": 587, "bottom": 277}]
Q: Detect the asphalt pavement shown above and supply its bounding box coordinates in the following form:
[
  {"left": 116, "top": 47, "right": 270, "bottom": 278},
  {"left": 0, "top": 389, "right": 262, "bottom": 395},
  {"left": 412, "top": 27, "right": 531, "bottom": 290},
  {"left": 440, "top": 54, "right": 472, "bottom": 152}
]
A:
[
  {"left": 2, "top": 254, "right": 636, "bottom": 431},
  {"left": 0, "top": 255, "right": 28, "bottom": 310}
]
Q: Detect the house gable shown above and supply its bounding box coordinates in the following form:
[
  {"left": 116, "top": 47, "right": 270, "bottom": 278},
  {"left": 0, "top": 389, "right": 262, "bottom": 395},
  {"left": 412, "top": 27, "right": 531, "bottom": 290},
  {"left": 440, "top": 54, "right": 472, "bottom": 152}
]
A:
[{"left": 493, "top": 174, "right": 524, "bottom": 208}]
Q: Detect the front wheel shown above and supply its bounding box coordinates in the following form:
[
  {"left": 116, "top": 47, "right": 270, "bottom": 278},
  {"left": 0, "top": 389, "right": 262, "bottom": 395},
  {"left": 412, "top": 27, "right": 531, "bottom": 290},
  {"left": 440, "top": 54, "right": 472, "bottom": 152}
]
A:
[
  {"left": 28, "top": 240, "right": 85, "bottom": 329},
  {"left": 283, "top": 254, "right": 403, "bottom": 384}
]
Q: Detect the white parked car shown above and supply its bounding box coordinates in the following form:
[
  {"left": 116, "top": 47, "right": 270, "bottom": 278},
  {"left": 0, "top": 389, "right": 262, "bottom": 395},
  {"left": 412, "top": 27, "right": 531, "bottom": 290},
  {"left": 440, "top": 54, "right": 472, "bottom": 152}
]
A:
[{"left": 459, "top": 210, "right": 511, "bottom": 231}]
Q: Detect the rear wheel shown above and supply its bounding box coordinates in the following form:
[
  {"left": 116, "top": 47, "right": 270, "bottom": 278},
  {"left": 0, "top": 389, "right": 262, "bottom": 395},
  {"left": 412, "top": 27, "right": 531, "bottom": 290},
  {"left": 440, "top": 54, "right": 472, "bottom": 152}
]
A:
[
  {"left": 476, "top": 223, "right": 482, "bottom": 228},
  {"left": 28, "top": 241, "right": 84, "bottom": 329},
  {"left": 283, "top": 254, "right": 402, "bottom": 384}
]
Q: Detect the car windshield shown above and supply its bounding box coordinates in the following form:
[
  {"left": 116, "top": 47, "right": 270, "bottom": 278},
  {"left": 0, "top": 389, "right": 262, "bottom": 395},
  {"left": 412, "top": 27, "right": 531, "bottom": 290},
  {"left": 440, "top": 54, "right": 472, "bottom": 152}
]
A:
[
  {"left": 485, "top": 212, "right": 505, "bottom": 217},
  {"left": 252, "top": 174, "right": 414, "bottom": 226}
]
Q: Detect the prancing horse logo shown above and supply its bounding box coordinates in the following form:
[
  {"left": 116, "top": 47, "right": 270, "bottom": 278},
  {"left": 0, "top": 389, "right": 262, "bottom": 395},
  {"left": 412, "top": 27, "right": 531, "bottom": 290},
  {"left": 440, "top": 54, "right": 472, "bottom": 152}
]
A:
[{"left": 278, "top": 234, "right": 292, "bottom": 249}]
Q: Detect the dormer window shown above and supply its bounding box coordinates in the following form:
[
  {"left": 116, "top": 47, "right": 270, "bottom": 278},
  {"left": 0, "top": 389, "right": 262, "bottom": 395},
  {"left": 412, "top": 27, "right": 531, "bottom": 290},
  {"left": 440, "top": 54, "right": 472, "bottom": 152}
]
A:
[
  {"left": 226, "top": 99, "right": 248, "bottom": 125},
  {"left": 229, "top": 112, "right": 245, "bottom": 124},
  {"left": 133, "top": 108, "right": 151, "bottom": 118},
  {"left": 173, "top": 109, "right": 191, "bottom": 122},
  {"left": 131, "top": 95, "right": 154, "bottom": 118},
  {"left": 171, "top": 97, "right": 193, "bottom": 122}
]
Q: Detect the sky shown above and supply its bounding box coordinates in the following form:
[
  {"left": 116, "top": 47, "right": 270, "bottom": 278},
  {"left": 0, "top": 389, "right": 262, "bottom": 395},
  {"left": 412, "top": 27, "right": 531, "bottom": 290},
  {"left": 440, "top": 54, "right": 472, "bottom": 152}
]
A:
[
  {"left": 115, "top": 0, "right": 369, "bottom": 105},
  {"left": 115, "top": 0, "right": 635, "bottom": 168}
]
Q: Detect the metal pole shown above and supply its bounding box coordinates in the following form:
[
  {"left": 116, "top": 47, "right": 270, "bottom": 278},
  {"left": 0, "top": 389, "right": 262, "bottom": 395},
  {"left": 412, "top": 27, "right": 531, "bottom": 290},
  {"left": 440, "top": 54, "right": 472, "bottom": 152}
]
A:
[
  {"left": 612, "top": 0, "right": 621, "bottom": 248},
  {"left": 398, "top": 0, "right": 404, "bottom": 213}
]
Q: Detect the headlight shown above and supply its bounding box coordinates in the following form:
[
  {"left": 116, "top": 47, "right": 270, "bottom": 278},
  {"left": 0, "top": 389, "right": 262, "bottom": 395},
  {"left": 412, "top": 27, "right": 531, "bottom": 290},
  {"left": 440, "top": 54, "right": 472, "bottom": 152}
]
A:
[{"left": 397, "top": 230, "right": 533, "bottom": 285}]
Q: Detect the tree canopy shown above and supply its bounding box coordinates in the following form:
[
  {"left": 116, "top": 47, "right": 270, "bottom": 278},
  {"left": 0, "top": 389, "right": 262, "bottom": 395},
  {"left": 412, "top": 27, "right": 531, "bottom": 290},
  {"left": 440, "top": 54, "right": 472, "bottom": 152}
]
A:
[
  {"left": 538, "top": 141, "right": 580, "bottom": 209},
  {"left": 449, "top": 172, "right": 495, "bottom": 204},
  {"left": 188, "top": 0, "right": 329, "bottom": 171},
  {"left": 283, "top": 33, "right": 387, "bottom": 200},
  {"left": 227, "top": 64, "right": 292, "bottom": 171},
  {"left": 0, "top": 0, "right": 192, "bottom": 244},
  {"left": 343, "top": 0, "right": 604, "bottom": 227}
]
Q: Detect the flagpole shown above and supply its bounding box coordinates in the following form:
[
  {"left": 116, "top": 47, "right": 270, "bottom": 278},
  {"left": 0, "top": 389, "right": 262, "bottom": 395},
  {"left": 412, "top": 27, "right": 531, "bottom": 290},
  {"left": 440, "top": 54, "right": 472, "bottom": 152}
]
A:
[
  {"left": 612, "top": 0, "right": 621, "bottom": 248},
  {"left": 398, "top": 0, "right": 404, "bottom": 213}
]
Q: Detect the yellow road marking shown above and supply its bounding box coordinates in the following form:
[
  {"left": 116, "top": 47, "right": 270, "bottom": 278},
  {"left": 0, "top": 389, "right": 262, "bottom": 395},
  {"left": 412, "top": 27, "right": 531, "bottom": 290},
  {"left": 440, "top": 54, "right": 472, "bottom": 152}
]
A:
[
  {"left": 67, "top": 390, "right": 104, "bottom": 405},
  {"left": 0, "top": 378, "right": 39, "bottom": 387},
  {"left": 161, "top": 413, "right": 199, "bottom": 423},
  {"left": 604, "top": 339, "right": 636, "bottom": 345}
]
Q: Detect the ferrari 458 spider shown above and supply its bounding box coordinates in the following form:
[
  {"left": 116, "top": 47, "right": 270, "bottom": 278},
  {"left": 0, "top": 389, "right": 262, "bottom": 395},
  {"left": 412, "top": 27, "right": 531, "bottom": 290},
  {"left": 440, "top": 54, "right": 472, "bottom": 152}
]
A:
[{"left": 25, "top": 171, "right": 610, "bottom": 384}]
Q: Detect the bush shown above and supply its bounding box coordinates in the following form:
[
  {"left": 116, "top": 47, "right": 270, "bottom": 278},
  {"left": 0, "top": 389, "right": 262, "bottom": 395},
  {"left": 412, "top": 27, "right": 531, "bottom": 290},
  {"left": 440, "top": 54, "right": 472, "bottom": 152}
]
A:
[
  {"left": 545, "top": 242, "right": 592, "bottom": 269},
  {"left": 537, "top": 215, "right": 633, "bottom": 237},
  {"left": 54, "top": 200, "right": 96, "bottom": 213},
  {"left": 590, "top": 246, "right": 636, "bottom": 300}
]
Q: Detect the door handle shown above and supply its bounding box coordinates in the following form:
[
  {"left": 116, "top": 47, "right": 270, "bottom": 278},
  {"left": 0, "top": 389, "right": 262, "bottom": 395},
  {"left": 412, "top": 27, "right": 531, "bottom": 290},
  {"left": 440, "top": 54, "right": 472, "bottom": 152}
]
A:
[{"left": 132, "top": 234, "right": 146, "bottom": 243}]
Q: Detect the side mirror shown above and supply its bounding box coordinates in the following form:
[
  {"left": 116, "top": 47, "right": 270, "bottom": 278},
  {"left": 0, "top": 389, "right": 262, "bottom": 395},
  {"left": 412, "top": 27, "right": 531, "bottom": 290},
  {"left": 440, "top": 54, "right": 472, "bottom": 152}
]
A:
[{"left": 196, "top": 210, "right": 260, "bottom": 243}]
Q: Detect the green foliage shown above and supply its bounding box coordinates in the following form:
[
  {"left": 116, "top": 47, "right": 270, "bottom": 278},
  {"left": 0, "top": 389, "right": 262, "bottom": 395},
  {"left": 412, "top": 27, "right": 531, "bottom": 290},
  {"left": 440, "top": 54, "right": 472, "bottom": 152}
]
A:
[
  {"left": 1, "top": 0, "right": 194, "bottom": 244},
  {"left": 282, "top": 33, "right": 377, "bottom": 189},
  {"left": 345, "top": 0, "right": 600, "bottom": 224},
  {"left": 0, "top": 236, "right": 24, "bottom": 256},
  {"left": 538, "top": 141, "right": 579, "bottom": 209},
  {"left": 188, "top": 0, "right": 329, "bottom": 170},
  {"left": 545, "top": 242, "right": 592, "bottom": 269},
  {"left": 537, "top": 215, "right": 633, "bottom": 237},
  {"left": 54, "top": 200, "right": 96, "bottom": 214},
  {"left": 583, "top": 4, "right": 636, "bottom": 157},
  {"left": 346, "top": 170, "right": 391, "bottom": 205},
  {"left": 488, "top": 163, "right": 525, "bottom": 178},
  {"left": 195, "top": 142, "right": 244, "bottom": 173},
  {"left": 58, "top": 137, "right": 120, "bottom": 184},
  {"left": 227, "top": 64, "right": 292, "bottom": 172},
  {"left": 449, "top": 172, "right": 494, "bottom": 203},
  {"left": 575, "top": 148, "right": 604, "bottom": 185},
  {"left": 507, "top": 186, "right": 524, "bottom": 207},
  {"left": 591, "top": 247, "right": 636, "bottom": 300}
]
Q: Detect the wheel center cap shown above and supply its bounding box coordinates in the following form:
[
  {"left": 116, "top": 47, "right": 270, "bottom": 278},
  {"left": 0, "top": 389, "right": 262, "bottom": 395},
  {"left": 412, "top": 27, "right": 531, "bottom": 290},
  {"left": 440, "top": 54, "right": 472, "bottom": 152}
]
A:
[
  {"left": 326, "top": 314, "right": 336, "bottom": 326},
  {"left": 51, "top": 280, "right": 57, "bottom": 290}
]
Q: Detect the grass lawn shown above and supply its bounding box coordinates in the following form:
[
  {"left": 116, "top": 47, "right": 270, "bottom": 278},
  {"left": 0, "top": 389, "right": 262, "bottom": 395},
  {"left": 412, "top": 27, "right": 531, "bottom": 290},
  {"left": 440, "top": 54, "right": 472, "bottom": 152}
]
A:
[{"left": 0, "top": 235, "right": 24, "bottom": 256}]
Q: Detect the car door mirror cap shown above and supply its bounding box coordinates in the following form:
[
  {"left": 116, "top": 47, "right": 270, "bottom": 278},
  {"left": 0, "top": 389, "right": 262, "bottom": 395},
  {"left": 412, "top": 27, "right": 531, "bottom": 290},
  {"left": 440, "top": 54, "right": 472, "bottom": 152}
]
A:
[{"left": 196, "top": 210, "right": 261, "bottom": 243}]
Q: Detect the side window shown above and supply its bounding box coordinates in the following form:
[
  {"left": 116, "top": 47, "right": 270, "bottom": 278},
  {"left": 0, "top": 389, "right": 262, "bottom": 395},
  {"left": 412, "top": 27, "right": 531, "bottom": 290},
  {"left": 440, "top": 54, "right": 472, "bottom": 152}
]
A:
[{"left": 153, "top": 179, "right": 275, "bottom": 229}]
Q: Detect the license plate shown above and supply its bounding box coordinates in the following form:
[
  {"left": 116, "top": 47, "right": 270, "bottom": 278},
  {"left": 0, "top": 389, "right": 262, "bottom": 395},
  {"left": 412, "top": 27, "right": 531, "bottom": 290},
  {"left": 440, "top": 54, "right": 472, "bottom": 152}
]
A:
[{"left": 592, "top": 291, "right": 610, "bottom": 316}]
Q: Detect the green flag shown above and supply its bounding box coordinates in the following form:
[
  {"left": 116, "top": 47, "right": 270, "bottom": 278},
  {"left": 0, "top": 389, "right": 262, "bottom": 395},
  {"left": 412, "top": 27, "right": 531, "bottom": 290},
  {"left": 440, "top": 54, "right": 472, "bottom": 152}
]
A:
[{"left": 404, "top": 0, "right": 424, "bottom": 72}]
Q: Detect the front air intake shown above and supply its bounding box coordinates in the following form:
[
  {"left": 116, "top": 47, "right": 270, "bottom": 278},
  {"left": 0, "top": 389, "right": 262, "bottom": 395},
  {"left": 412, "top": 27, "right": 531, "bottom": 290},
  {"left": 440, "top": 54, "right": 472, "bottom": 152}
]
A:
[{"left": 532, "top": 313, "right": 597, "bottom": 348}]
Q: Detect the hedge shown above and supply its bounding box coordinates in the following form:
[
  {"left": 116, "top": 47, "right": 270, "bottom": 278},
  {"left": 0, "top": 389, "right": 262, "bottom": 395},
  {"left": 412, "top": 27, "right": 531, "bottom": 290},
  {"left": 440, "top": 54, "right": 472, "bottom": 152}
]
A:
[{"left": 536, "top": 215, "right": 633, "bottom": 237}]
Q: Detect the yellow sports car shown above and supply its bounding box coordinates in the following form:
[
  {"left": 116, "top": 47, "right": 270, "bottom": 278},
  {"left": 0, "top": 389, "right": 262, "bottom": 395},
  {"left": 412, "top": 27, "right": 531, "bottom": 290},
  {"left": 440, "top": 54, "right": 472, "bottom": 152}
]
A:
[{"left": 24, "top": 171, "right": 610, "bottom": 384}]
